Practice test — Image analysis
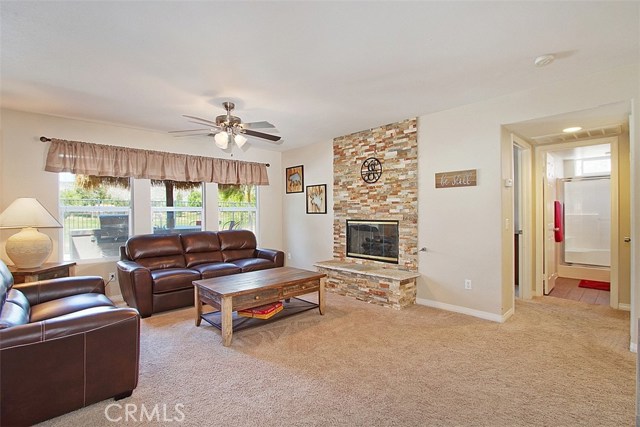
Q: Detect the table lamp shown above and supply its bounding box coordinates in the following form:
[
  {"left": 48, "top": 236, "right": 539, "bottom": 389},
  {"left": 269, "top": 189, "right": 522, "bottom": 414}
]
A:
[{"left": 0, "top": 198, "right": 63, "bottom": 269}]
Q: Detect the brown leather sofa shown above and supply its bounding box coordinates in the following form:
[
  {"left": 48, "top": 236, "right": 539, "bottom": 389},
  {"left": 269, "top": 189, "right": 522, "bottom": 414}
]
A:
[
  {"left": 117, "top": 230, "right": 284, "bottom": 318},
  {"left": 0, "top": 260, "right": 140, "bottom": 426}
]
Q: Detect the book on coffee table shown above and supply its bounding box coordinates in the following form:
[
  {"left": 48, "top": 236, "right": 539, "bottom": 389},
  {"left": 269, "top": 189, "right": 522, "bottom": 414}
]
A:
[{"left": 237, "top": 301, "right": 283, "bottom": 319}]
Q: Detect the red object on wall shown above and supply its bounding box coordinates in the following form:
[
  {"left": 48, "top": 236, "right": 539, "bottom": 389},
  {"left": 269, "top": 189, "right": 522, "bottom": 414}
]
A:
[{"left": 554, "top": 201, "right": 564, "bottom": 242}]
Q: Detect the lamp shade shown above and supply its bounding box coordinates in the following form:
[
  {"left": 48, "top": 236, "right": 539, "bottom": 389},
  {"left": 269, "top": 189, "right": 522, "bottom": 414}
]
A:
[
  {"left": 0, "top": 198, "right": 62, "bottom": 229},
  {"left": 0, "top": 198, "right": 62, "bottom": 269},
  {"left": 234, "top": 133, "right": 248, "bottom": 148},
  {"left": 214, "top": 132, "right": 229, "bottom": 149}
]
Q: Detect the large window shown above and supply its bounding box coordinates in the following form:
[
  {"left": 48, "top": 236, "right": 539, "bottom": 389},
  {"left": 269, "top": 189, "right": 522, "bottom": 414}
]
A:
[
  {"left": 218, "top": 185, "right": 257, "bottom": 232},
  {"left": 151, "top": 181, "right": 203, "bottom": 234},
  {"left": 59, "top": 173, "right": 131, "bottom": 260}
]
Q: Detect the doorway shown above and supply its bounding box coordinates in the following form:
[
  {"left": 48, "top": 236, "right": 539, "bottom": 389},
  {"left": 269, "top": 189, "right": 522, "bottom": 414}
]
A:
[{"left": 536, "top": 136, "right": 629, "bottom": 309}]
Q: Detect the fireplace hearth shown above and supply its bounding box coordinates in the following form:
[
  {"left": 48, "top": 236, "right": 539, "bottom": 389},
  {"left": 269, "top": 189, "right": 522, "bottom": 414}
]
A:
[{"left": 346, "top": 220, "right": 399, "bottom": 264}]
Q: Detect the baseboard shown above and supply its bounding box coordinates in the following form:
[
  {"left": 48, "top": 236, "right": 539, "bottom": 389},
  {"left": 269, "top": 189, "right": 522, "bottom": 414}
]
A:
[
  {"left": 618, "top": 303, "right": 631, "bottom": 312},
  {"left": 416, "top": 298, "right": 512, "bottom": 323}
]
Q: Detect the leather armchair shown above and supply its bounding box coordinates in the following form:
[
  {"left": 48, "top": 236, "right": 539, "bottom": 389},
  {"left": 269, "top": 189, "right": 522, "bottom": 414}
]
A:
[{"left": 0, "top": 260, "right": 140, "bottom": 426}]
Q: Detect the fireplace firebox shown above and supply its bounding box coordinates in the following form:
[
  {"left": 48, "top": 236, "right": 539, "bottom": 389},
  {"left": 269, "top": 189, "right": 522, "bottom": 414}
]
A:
[{"left": 346, "top": 220, "right": 399, "bottom": 264}]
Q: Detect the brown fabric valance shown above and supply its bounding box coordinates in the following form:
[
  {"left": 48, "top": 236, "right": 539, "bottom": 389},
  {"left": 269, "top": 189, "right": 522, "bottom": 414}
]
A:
[{"left": 44, "top": 139, "right": 269, "bottom": 185}]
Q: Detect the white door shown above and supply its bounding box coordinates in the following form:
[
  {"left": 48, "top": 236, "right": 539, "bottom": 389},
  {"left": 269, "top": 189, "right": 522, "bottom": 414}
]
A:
[{"left": 544, "top": 153, "right": 558, "bottom": 294}]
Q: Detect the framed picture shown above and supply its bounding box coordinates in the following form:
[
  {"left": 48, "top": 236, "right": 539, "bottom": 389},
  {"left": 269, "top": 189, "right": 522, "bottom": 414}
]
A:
[
  {"left": 286, "top": 165, "right": 304, "bottom": 193},
  {"left": 306, "top": 184, "right": 327, "bottom": 214}
]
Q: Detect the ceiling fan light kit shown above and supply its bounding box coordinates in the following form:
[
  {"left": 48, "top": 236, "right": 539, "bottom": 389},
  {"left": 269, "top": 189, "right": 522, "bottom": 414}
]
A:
[
  {"left": 214, "top": 132, "right": 229, "bottom": 149},
  {"left": 171, "top": 101, "right": 281, "bottom": 150}
]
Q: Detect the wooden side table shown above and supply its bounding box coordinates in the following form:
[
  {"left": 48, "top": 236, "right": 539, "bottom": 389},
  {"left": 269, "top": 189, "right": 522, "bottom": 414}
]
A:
[{"left": 8, "top": 261, "right": 77, "bottom": 284}]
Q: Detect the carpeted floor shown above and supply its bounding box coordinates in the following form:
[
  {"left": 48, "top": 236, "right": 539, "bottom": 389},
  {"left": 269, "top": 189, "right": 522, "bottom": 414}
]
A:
[{"left": 42, "top": 293, "right": 635, "bottom": 426}]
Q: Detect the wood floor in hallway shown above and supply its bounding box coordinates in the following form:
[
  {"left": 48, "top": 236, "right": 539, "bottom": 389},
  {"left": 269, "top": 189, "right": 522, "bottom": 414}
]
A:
[{"left": 548, "top": 276, "right": 610, "bottom": 306}]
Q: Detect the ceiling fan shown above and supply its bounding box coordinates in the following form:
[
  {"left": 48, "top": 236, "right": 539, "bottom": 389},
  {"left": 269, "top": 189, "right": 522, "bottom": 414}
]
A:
[{"left": 170, "top": 102, "right": 281, "bottom": 149}]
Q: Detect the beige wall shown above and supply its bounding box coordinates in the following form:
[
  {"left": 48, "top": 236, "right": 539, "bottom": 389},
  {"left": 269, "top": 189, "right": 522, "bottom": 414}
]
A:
[
  {"left": 0, "top": 109, "right": 283, "bottom": 294},
  {"left": 418, "top": 64, "right": 638, "bottom": 325},
  {"left": 281, "top": 140, "right": 334, "bottom": 270}
]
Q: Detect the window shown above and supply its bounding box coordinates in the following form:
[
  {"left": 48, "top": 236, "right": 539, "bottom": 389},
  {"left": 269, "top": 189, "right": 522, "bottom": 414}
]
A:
[
  {"left": 575, "top": 157, "right": 611, "bottom": 176},
  {"left": 59, "top": 173, "right": 131, "bottom": 260},
  {"left": 218, "top": 184, "right": 257, "bottom": 232},
  {"left": 151, "top": 181, "right": 203, "bottom": 234}
]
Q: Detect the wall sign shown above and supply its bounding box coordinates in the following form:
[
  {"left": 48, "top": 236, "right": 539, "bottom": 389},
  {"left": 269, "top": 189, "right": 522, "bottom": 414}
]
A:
[
  {"left": 435, "top": 169, "right": 477, "bottom": 188},
  {"left": 361, "top": 157, "right": 383, "bottom": 183}
]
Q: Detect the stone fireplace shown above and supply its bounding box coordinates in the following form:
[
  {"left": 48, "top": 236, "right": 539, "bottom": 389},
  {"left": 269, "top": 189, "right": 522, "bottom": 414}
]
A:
[{"left": 315, "top": 118, "right": 419, "bottom": 309}]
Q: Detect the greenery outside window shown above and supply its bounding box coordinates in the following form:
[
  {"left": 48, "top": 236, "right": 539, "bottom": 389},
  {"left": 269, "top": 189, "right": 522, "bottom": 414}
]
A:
[
  {"left": 151, "top": 181, "right": 203, "bottom": 235},
  {"left": 218, "top": 185, "right": 257, "bottom": 232},
  {"left": 59, "top": 173, "right": 131, "bottom": 260}
]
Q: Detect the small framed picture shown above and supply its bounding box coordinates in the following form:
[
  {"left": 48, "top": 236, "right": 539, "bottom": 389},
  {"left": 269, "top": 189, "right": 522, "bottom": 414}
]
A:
[
  {"left": 306, "top": 184, "right": 327, "bottom": 214},
  {"left": 286, "top": 165, "right": 304, "bottom": 193}
]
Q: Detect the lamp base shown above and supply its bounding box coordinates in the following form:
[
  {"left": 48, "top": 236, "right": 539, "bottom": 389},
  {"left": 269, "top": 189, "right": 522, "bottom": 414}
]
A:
[{"left": 5, "top": 227, "right": 53, "bottom": 269}]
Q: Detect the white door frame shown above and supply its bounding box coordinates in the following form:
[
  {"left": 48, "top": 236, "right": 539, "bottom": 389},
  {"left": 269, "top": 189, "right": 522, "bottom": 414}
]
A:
[{"left": 512, "top": 135, "right": 533, "bottom": 300}]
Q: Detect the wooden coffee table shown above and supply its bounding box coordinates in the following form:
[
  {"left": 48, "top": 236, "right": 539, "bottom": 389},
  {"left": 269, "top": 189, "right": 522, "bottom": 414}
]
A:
[{"left": 193, "top": 267, "right": 326, "bottom": 346}]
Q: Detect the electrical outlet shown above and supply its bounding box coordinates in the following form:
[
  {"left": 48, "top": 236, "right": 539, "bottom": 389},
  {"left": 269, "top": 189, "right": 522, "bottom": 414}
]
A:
[
  {"left": 464, "top": 279, "right": 472, "bottom": 290},
  {"left": 287, "top": 252, "right": 292, "bottom": 260},
  {"left": 109, "top": 272, "right": 116, "bottom": 281}
]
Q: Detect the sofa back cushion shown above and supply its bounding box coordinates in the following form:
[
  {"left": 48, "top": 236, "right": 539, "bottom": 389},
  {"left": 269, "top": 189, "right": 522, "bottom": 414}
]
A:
[
  {"left": 218, "top": 230, "right": 257, "bottom": 262},
  {"left": 125, "top": 234, "right": 186, "bottom": 270},
  {"left": 181, "top": 232, "right": 223, "bottom": 267},
  {"left": 0, "top": 289, "right": 30, "bottom": 329}
]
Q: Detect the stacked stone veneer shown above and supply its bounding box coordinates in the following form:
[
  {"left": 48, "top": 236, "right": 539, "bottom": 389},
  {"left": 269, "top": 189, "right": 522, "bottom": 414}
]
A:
[{"left": 326, "top": 118, "right": 418, "bottom": 308}]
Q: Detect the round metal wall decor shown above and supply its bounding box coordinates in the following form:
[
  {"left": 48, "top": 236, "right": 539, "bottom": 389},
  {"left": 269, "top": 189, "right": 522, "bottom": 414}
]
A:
[{"left": 360, "top": 157, "right": 383, "bottom": 184}]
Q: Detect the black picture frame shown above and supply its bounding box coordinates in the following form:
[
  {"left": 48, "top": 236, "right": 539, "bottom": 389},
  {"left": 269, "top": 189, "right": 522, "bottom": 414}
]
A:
[
  {"left": 306, "top": 184, "right": 327, "bottom": 214},
  {"left": 286, "top": 165, "right": 304, "bottom": 194}
]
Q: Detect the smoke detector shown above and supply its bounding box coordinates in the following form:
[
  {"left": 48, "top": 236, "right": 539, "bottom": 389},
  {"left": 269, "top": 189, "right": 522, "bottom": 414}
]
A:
[{"left": 534, "top": 54, "right": 555, "bottom": 67}]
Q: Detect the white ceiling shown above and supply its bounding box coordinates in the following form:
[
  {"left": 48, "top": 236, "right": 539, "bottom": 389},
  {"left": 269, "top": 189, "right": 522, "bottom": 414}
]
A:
[{"left": 1, "top": 1, "right": 638, "bottom": 152}]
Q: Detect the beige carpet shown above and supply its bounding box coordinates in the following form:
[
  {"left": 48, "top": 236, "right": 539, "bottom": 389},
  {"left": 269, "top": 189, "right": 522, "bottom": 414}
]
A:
[{"left": 42, "top": 293, "right": 635, "bottom": 426}]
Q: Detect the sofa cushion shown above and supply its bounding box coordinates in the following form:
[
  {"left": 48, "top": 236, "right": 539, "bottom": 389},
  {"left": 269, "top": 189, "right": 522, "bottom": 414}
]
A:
[
  {"left": 151, "top": 268, "right": 201, "bottom": 294},
  {"left": 126, "top": 234, "right": 186, "bottom": 270},
  {"left": 29, "top": 293, "right": 114, "bottom": 323},
  {"left": 194, "top": 262, "right": 242, "bottom": 279},
  {"left": 218, "top": 230, "right": 257, "bottom": 262},
  {"left": 181, "top": 232, "right": 224, "bottom": 267},
  {"left": 231, "top": 258, "right": 277, "bottom": 273},
  {"left": 0, "top": 260, "right": 14, "bottom": 313},
  {"left": 0, "top": 290, "right": 31, "bottom": 329}
]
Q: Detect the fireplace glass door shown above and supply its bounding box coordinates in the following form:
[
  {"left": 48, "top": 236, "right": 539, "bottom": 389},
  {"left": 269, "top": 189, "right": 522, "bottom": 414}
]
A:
[{"left": 346, "top": 220, "right": 399, "bottom": 264}]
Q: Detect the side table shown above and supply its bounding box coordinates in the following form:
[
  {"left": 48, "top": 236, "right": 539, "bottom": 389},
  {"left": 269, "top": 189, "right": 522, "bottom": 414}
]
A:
[{"left": 8, "top": 261, "right": 77, "bottom": 284}]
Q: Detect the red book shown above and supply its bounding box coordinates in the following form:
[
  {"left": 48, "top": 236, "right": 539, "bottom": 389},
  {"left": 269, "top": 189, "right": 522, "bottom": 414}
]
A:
[{"left": 238, "top": 301, "right": 283, "bottom": 319}]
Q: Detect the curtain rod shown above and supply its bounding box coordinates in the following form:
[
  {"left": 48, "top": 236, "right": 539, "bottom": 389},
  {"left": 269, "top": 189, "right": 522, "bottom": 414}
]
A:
[{"left": 39, "top": 136, "right": 270, "bottom": 167}]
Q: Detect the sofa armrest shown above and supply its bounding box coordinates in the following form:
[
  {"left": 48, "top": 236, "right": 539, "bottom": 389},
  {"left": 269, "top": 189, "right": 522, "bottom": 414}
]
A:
[
  {"left": 14, "top": 276, "right": 105, "bottom": 306},
  {"left": 0, "top": 306, "right": 140, "bottom": 426},
  {"left": 256, "top": 248, "right": 285, "bottom": 267},
  {"left": 116, "top": 260, "right": 153, "bottom": 318},
  {"left": 0, "top": 306, "right": 139, "bottom": 349}
]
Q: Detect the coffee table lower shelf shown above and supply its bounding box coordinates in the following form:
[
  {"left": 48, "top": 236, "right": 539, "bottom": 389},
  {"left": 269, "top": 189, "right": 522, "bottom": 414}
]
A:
[{"left": 200, "top": 297, "right": 318, "bottom": 332}]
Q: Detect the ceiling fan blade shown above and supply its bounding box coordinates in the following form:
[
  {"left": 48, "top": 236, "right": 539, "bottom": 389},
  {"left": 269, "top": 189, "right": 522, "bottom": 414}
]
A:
[
  {"left": 168, "top": 128, "right": 211, "bottom": 134},
  {"left": 171, "top": 133, "right": 214, "bottom": 138},
  {"left": 183, "top": 115, "right": 219, "bottom": 127},
  {"left": 242, "top": 129, "right": 282, "bottom": 142},
  {"left": 242, "top": 121, "right": 276, "bottom": 130},
  {"left": 186, "top": 120, "right": 223, "bottom": 131}
]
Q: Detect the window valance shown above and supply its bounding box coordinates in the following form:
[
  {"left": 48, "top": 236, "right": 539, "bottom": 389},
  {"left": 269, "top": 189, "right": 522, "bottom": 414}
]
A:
[{"left": 44, "top": 138, "right": 269, "bottom": 185}]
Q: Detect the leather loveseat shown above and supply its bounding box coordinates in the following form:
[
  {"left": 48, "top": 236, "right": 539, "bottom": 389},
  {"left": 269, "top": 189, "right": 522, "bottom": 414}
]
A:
[
  {"left": 0, "top": 260, "right": 140, "bottom": 426},
  {"left": 117, "top": 230, "right": 284, "bottom": 318}
]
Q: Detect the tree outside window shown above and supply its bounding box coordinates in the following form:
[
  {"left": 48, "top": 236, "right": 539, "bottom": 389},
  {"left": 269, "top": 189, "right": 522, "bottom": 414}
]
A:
[
  {"left": 218, "top": 184, "right": 257, "bottom": 232},
  {"left": 151, "top": 180, "right": 203, "bottom": 234}
]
